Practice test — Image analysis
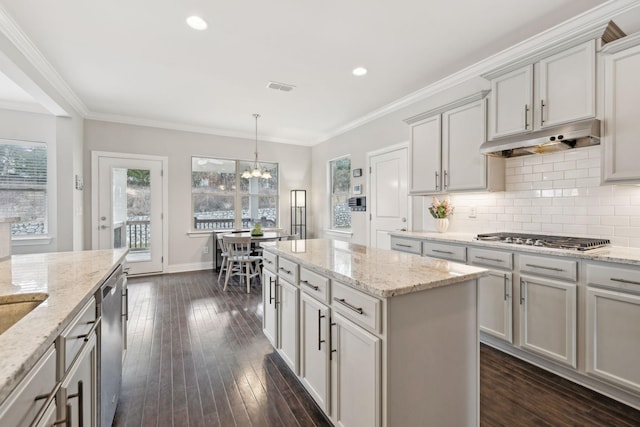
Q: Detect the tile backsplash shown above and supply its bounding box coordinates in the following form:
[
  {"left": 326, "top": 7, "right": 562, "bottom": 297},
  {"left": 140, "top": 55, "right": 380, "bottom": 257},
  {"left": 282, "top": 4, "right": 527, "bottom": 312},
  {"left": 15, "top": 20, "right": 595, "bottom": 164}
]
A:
[{"left": 422, "top": 146, "right": 640, "bottom": 247}]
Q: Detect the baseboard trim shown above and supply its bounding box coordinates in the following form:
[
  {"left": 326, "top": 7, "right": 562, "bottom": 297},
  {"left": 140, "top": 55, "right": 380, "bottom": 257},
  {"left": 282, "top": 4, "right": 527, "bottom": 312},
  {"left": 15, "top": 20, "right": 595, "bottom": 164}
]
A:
[{"left": 166, "top": 261, "right": 214, "bottom": 274}]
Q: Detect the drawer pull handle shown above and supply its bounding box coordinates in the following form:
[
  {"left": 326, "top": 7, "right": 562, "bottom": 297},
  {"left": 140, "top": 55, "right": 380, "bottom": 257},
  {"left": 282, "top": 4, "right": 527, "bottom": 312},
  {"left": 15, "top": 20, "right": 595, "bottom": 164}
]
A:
[
  {"left": 435, "top": 171, "right": 439, "bottom": 191},
  {"left": 279, "top": 267, "right": 292, "bottom": 275},
  {"left": 76, "top": 317, "right": 101, "bottom": 342},
  {"left": 334, "top": 297, "right": 364, "bottom": 315},
  {"left": 318, "top": 310, "right": 326, "bottom": 351},
  {"left": 396, "top": 243, "right": 412, "bottom": 248},
  {"left": 524, "top": 104, "right": 529, "bottom": 130},
  {"left": 520, "top": 279, "right": 525, "bottom": 305},
  {"left": 301, "top": 280, "right": 319, "bottom": 291},
  {"left": 504, "top": 275, "right": 509, "bottom": 301},
  {"left": 432, "top": 249, "right": 454, "bottom": 255},
  {"left": 269, "top": 276, "right": 276, "bottom": 304},
  {"left": 329, "top": 319, "right": 337, "bottom": 361},
  {"left": 476, "top": 256, "right": 503, "bottom": 263},
  {"left": 525, "top": 263, "right": 564, "bottom": 272},
  {"left": 610, "top": 277, "right": 640, "bottom": 286}
]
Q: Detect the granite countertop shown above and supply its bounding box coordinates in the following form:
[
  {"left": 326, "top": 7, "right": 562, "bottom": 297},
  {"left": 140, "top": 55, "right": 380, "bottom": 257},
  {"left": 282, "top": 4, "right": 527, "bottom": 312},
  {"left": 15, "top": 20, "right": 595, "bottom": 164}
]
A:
[
  {"left": 261, "top": 239, "right": 487, "bottom": 298},
  {"left": 0, "top": 248, "right": 128, "bottom": 405},
  {"left": 388, "top": 231, "right": 640, "bottom": 266}
]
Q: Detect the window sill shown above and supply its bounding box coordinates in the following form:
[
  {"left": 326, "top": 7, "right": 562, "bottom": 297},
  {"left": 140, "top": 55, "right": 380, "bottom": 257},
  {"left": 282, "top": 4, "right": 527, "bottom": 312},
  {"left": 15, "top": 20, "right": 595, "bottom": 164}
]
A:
[
  {"left": 325, "top": 229, "right": 353, "bottom": 237},
  {"left": 12, "top": 236, "right": 54, "bottom": 246}
]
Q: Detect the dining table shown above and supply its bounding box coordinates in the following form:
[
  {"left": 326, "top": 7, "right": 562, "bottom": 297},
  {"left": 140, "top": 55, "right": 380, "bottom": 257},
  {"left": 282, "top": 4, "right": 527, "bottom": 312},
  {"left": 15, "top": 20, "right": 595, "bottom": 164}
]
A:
[{"left": 214, "top": 230, "right": 292, "bottom": 270}]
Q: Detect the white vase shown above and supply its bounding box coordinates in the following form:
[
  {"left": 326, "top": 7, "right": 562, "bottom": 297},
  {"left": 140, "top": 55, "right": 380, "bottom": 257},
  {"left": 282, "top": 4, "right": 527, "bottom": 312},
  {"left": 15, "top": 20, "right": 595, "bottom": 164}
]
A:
[{"left": 434, "top": 217, "right": 449, "bottom": 233}]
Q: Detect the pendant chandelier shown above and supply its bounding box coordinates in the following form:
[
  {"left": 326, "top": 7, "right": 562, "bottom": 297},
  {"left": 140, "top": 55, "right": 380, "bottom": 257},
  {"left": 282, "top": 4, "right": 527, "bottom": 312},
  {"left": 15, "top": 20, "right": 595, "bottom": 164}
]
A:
[{"left": 241, "top": 113, "right": 271, "bottom": 179}]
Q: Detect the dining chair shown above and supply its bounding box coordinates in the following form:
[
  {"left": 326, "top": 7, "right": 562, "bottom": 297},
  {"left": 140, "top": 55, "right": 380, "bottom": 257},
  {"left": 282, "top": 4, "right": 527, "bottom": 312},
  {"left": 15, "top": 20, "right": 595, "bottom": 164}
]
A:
[
  {"left": 223, "top": 235, "right": 262, "bottom": 293},
  {"left": 216, "top": 234, "right": 229, "bottom": 282}
]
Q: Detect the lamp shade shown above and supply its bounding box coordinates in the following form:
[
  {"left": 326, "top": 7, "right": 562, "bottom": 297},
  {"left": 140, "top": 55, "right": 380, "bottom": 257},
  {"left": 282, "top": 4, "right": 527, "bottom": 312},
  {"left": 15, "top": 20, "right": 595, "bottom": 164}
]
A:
[{"left": 291, "top": 190, "right": 306, "bottom": 207}]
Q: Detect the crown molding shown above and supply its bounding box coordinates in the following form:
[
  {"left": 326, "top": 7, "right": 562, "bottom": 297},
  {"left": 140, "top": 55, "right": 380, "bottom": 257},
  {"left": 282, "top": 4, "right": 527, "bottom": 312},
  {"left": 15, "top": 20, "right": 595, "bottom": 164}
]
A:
[
  {"left": 0, "top": 99, "right": 50, "bottom": 115},
  {"left": 600, "top": 30, "right": 640, "bottom": 54},
  {"left": 317, "top": 0, "right": 640, "bottom": 145},
  {"left": 0, "top": 4, "right": 88, "bottom": 116},
  {"left": 85, "top": 112, "right": 315, "bottom": 147},
  {"left": 404, "top": 90, "right": 489, "bottom": 125}
]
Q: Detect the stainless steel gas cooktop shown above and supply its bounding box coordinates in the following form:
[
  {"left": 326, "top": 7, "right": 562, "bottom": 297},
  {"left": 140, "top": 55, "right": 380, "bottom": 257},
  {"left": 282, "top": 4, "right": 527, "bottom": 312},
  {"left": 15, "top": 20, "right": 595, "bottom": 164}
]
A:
[{"left": 475, "top": 232, "right": 610, "bottom": 251}]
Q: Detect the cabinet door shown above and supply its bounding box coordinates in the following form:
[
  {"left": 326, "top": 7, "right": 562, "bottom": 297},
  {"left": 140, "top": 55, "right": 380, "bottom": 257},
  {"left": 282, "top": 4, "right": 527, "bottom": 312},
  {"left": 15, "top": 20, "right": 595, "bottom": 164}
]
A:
[
  {"left": 262, "top": 269, "right": 278, "bottom": 347},
  {"left": 330, "top": 313, "right": 381, "bottom": 427},
  {"left": 488, "top": 65, "right": 533, "bottom": 139},
  {"left": 409, "top": 115, "right": 441, "bottom": 194},
  {"left": 603, "top": 42, "right": 640, "bottom": 182},
  {"left": 478, "top": 271, "right": 513, "bottom": 343},
  {"left": 442, "top": 99, "right": 487, "bottom": 192},
  {"left": 537, "top": 40, "right": 595, "bottom": 128},
  {"left": 300, "top": 293, "right": 330, "bottom": 412},
  {"left": 586, "top": 287, "right": 640, "bottom": 393},
  {"left": 519, "top": 275, "right": 576, "bottom": 367},
  {"left": 277, "top": 278, "right": 299, "bottom": 374},
  {"left": 60, "top": 334, "right": 97, "bottom": 427}
]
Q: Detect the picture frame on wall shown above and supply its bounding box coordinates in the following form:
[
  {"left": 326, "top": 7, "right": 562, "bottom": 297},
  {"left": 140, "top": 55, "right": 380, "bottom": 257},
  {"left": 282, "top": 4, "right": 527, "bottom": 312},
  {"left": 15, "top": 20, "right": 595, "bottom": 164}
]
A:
[{"left": 353, "top": 168, "right": 362, "bottom": 177}]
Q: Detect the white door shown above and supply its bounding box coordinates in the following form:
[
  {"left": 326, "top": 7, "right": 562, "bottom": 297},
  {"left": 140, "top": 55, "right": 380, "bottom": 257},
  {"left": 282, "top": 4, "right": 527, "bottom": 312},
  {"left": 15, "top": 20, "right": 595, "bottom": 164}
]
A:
[
  {"left": 488, "top": 65, "right": 533, "bottom": 139},
  {"left": 262, "top": 269, "right": 278, "bottom": 348},
  {"left": 330, "top": 312, "right": 381, "bottom": 427},
  {"left": 519, "top": 275, "right": 577, "bottom": 368},
  {"left": 478, "top": 271, "right": 513, "bottom": 343},
  {"left": 409, "top": 115, "right": 441, "bottom": 194},
  {"left": 369, "top": 146, "right": 408, "bottom": 250},
  {"left": 93, "top": 153, "right": 164, "bottom": 275},
  {"left": 300, "top": 293, "right": 330, "bottom": 412},
  {"left": 277, "top": 278, "right": 299, "bottom": 374}
]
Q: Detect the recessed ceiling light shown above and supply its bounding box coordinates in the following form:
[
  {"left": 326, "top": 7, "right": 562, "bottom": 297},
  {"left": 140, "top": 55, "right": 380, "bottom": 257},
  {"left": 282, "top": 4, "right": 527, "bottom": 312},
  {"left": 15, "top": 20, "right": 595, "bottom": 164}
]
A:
[
  {"left": 186, "top": 16, "right": 208, "bottom": 31},
  {"left": 352, "top": 67, "right": 368, "bottom": 77}
]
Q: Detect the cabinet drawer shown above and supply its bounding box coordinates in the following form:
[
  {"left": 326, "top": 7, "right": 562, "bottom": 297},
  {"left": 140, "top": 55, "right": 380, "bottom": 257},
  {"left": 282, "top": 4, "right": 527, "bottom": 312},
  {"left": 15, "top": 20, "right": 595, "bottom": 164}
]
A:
[
  {"left": 0, "top": 346, "right": 56, "bottom": 427},
  {"left": 300, "top": 267, "right": 330, "bottom": 304},
  {"left": 586, "top": 263, "right": 640, "bottom": 294},
  {"left": 332, "top": 281, "right": 381, "bottom": 333},
  {"left": 278, "top": 257, "right": 299, "bottom": 284},
  {"left": 469, "top": 247, "right": 513, "bottom": 270},
  {"left": 59, "top": 297, "right": 97, "bottom": 372},
  {"left": 520, "top": 254, "right": 577, "bottom": 282},
  {"left": 423, "top": 241, "right": 466, "bottom": 262},
  {"left": 262, "top": 250, "right": 278, "bottom": 273},
  {"left": 390, "top": 236, "right": 422, "bottom": 255}
]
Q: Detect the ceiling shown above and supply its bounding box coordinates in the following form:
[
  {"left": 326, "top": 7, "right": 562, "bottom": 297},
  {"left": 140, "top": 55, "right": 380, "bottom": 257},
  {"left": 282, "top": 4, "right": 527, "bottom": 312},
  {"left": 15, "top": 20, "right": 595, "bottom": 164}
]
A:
[{"left": 0, "top": 0, "right": 626, "bottom": 145}]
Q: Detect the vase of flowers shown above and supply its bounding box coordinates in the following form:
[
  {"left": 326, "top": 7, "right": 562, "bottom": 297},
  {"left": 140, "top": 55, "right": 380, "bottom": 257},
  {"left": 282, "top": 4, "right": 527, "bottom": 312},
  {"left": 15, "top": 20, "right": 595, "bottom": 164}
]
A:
[{"left": 428, "top": 197, "right": 454, "bottom": 233}]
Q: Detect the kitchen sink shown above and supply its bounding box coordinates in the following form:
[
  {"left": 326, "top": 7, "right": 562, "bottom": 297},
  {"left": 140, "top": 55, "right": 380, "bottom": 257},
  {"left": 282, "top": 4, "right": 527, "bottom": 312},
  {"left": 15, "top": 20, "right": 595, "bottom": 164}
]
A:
[{"left": 0, "top": 292, "right": 48, "bottom": 334}]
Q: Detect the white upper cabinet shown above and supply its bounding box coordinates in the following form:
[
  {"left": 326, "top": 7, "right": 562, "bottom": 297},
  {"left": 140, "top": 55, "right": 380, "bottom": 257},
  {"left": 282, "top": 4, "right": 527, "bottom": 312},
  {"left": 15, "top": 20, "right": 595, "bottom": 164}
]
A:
[
  {"left": 537, "top": 41, "right": 596, "bottom": 128},
  {"left": 601, "top": 34, "right": 640, "bottom": 183},
  {"left": 406, "top": 92, "right": 504, "bottom": 195},
  {"left": 409, "top": 115, "right": 441, "bottom": 194},
  {"left": 488, "top": 65, "right": 533, "bottom": 138},
  {"left": 487, "top": 40, "right": 596, "bottom": 140}
]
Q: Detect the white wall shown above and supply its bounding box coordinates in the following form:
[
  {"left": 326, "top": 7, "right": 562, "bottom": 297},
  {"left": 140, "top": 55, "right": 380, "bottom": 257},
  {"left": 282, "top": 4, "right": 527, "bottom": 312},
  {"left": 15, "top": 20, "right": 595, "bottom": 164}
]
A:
[
  {"left": 83, "top": 120, "right": 312, "bottom": 272},
  {"left": 311, "top": 78, "right": 490, "bottom": 246}
]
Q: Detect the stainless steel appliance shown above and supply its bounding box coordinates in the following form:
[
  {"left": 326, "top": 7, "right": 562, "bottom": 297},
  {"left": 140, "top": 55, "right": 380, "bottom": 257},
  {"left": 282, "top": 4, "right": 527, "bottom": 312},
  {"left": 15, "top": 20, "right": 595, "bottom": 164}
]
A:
[
  {"left": 98, "top": 265, "right": 124, "bottom": 427},
  {"left": 475, "top": 232, "right": 610, "bottom": 251}
]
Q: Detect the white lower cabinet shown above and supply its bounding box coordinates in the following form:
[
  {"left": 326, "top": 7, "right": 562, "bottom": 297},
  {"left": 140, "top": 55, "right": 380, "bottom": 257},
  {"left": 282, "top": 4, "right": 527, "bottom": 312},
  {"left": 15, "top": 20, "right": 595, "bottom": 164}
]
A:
[
  {"left": 586, "top": 286, "right": 640, "bottom": 393},
  {"left": 478, "top": 271, "right": 513, "bottom": 343},
  {"left": 330, "top": 312, "right": 381, "bottom": 427},
  {"left": 300, "top": 293, "right": 330, "bottom": 412},
  {"left": 0, "top": 346, "right": 56, "bottom": 427},
  {"left": 262, "top": 268, "right": 278, "bottom": 347},
  {"left": 277, "top": 278, "right": 299, "bottom": 373},
  {"left": 519, "top": 275, "right": 577, "bottom": 368},
  {"left": 59, "top": 333, "right": 97, "bottom": 427}
]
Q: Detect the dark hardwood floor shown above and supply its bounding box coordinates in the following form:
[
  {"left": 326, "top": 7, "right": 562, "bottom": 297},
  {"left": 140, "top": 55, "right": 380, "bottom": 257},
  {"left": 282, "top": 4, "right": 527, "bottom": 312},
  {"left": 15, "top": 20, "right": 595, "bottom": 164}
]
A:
[{"left": 113, "top": 270, "right": 640, "bottom": 427}]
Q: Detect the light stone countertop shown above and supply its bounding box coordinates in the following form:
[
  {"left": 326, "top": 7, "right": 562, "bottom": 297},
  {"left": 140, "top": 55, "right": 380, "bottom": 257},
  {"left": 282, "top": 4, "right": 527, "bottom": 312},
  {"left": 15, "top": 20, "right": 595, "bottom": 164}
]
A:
[
  {"left": 261, "top": 239, "right": 488, "bottom": 298},
  {"left": 0, "top": 248, "right": 128, "bottom": 405},
  {"left": 388, "top": 231, "right": 640, "bottom": 266}
]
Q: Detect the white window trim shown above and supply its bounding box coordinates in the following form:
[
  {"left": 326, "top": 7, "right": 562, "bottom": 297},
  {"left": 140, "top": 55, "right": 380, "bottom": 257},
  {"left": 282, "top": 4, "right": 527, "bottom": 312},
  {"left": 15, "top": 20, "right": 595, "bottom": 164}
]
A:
[{"left": 327, "top": 154, "right": 352, "bottom": 233}]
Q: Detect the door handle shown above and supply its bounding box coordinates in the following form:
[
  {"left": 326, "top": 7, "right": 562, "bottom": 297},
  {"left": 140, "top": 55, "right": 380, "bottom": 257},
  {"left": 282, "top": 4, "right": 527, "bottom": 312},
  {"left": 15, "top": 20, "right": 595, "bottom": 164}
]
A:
[{"left": 100, "top": 225, "right": 110, "bottom": 229}]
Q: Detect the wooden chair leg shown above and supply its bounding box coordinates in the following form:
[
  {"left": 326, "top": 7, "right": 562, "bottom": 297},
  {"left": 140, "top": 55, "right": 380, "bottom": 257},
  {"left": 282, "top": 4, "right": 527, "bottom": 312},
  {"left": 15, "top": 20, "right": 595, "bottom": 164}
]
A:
[{"left": 224, "top": 259, "right": 233, "bottom": 291}]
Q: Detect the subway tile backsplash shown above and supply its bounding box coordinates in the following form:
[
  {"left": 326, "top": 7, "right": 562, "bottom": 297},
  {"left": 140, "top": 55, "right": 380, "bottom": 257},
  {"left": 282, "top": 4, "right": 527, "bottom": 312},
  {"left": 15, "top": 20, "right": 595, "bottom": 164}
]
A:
[{"left": 427, "top": 146, "right": 640, "bottom": 247}]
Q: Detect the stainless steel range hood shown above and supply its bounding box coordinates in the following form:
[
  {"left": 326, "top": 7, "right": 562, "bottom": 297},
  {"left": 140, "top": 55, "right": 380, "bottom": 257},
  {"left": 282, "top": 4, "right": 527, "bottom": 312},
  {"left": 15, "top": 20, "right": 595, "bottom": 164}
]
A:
[{"left": 480, "top": 118, "right": 601, "bottom": 158}]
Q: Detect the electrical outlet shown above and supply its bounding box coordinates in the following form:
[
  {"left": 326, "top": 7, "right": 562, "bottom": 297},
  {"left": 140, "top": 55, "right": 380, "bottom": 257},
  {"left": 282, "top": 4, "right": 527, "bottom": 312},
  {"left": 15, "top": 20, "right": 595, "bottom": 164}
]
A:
[
  {"left": 469, "top": 207, "right": 477, "bottom": 219},
  {"left": 203, "top": 246, "right": 209, "bottom": 254}
]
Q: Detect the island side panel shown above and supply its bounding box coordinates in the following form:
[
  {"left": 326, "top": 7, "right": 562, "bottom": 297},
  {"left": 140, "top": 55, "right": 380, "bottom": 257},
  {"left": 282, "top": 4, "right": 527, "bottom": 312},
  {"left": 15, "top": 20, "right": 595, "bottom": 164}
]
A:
[{"left": 384, "top": 279, "right": 479, "bottom": 427}]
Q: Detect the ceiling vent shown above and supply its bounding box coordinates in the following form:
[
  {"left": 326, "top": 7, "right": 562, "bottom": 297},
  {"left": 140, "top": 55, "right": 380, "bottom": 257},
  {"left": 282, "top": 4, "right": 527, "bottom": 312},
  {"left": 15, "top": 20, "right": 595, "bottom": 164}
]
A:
[{"left": 267, "top": 81, "right": 296, "bottom": 92}]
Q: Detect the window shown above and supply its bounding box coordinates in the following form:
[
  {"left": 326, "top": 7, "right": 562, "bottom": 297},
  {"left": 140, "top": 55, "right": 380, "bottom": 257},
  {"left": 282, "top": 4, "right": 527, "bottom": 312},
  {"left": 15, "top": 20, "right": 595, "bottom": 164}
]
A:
[
  {"left": 191, "top": 157, "right": 278, "bottom": 230},
  {"left": 329, "top": 156, "right": 351, "bottom": 230},
  {"left": 0, "top": 139, "right": 48, "bottom": 237}
]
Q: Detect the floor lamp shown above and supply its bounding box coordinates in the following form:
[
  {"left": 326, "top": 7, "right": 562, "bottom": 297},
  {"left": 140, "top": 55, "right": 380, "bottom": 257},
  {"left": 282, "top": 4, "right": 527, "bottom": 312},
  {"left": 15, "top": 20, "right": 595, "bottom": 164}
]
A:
[{"left": 290, "top": 190, "right": 306, "bottom": 239}]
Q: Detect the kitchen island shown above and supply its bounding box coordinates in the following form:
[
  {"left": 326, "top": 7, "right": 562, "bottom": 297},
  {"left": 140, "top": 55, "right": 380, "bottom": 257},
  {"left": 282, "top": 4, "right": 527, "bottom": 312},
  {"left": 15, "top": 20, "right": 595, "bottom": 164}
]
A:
[
  {"left": 260, "top": 239, "right": 487, "bottom": 427},
  {"left": 0, "top": 248, "right": 127, "bottom": 425}
]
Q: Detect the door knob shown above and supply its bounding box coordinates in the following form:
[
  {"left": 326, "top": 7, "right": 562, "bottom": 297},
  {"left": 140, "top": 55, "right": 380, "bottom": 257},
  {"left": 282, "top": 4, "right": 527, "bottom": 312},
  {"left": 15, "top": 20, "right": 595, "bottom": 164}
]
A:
[
  {"left": 100, "top": 225, "right": 111, "bottom": 229},
  {"left": 402, "top": 217, "right": 407, "bottom": 223},
  {"left": 100, "top": 216, "right": 107, "bottom": 221}
]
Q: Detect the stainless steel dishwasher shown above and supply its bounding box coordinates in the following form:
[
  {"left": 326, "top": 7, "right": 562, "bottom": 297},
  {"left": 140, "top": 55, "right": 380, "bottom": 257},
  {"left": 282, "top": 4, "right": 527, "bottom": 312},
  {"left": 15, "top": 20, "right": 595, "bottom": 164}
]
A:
[{"left": 98, "top": 265, "right": 124, "bottom": 427}]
